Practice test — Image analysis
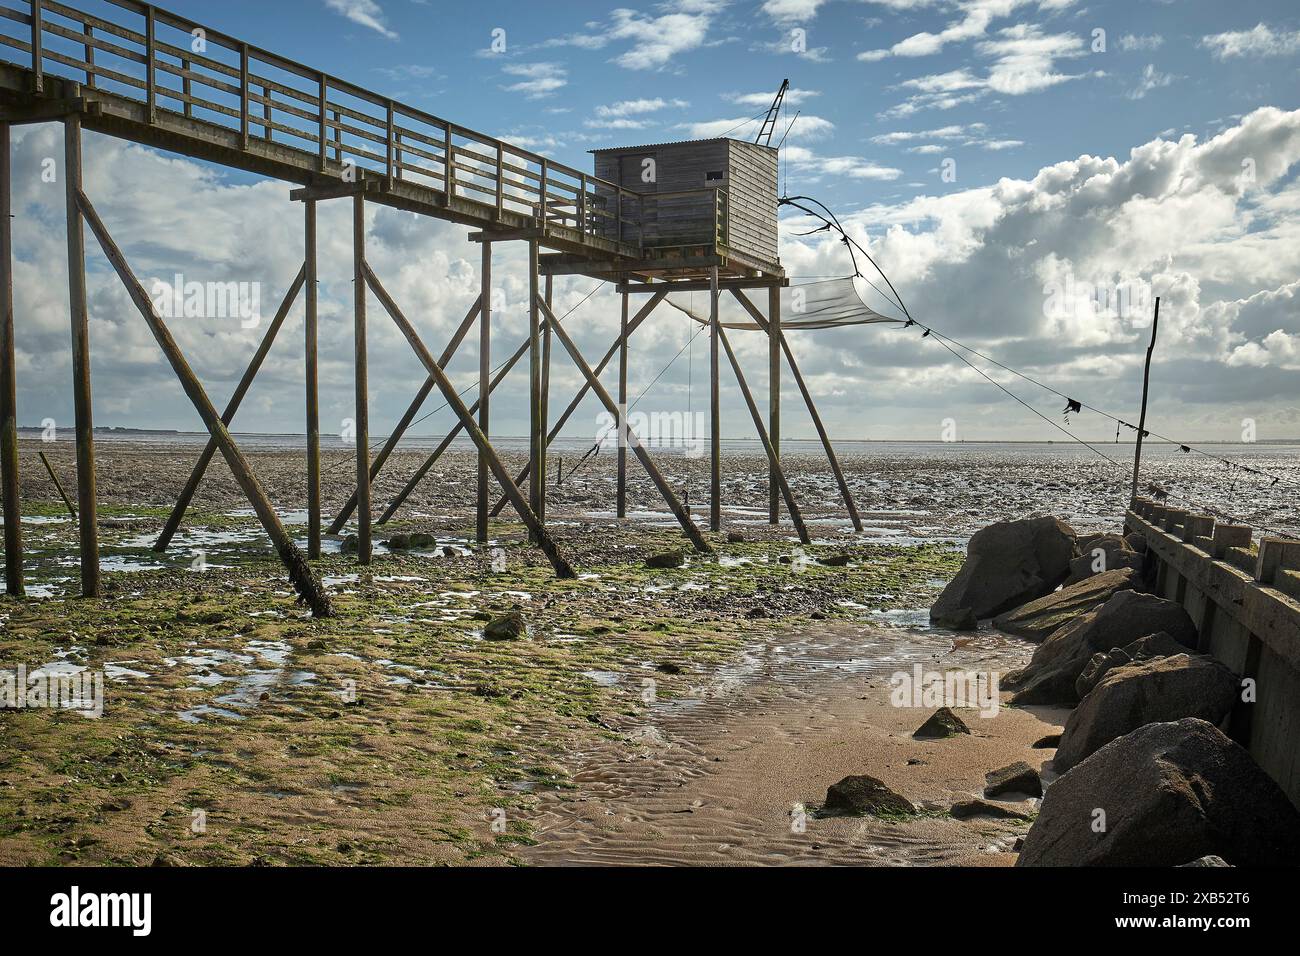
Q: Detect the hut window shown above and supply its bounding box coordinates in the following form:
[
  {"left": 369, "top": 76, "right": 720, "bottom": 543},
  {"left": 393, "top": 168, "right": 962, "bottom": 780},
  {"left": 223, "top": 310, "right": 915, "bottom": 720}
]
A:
[{"left": 705, "top": 170, "right": 724, "bottom": 182}]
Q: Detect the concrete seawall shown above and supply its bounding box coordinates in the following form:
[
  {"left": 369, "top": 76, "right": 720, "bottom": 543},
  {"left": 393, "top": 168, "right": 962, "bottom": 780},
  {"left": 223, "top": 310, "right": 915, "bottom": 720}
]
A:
[{"left": 1127, "top": 497, "right": 1300, "bottom": 808}]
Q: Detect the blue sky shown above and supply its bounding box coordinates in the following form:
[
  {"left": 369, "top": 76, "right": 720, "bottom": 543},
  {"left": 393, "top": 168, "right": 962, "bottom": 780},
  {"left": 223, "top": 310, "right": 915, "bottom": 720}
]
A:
[{"left": 3, "top": 0, "right": 1299, "bottom": 446}]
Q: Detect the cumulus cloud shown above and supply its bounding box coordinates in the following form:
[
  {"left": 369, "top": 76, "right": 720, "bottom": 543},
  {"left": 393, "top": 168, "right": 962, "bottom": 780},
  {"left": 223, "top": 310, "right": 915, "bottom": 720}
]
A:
[
  {"left": 546, "top": 0, "right": 727, "bottom": 70},
  {"left": 323, "top": 0, "right": 397, "bottom": 40},
  {"left": 1201, "top": 23, "right": 1300, "bottom": 60}
]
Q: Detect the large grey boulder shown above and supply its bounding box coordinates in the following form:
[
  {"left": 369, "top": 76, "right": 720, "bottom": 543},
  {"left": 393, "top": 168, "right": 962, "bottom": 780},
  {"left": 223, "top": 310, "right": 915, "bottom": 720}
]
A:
[
  {"left": 1064, "top": 534, "right": 1143, "bottom": 586},
  {"left": 1075, "top": 630, "right": 1189, "bottom": 698},
  {"left": 1018, "top": 719, "right": 1300, "bottom": 866},
  {"left": 1054, "top": 655, "right": 1239, "bottom": 772},
  {"left": 993, "top": 567, "right": 1141, "bottom": 641},
  {"left": 930, "top": 516, "right": 1076, "bottom": 629},
  {"left": 1006, "top": 591, "right": 1198, "bottom": 706}
]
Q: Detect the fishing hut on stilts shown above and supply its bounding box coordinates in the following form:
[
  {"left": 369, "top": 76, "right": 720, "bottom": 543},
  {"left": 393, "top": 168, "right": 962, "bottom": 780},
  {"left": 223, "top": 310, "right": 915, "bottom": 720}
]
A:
[{"left": 0, "top": 2, "right": 892, "bottom": 615}]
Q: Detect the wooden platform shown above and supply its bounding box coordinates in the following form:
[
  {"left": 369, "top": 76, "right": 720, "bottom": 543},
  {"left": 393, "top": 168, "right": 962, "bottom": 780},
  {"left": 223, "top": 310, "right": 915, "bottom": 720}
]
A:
[{"left": 0, "top": 0, "right": 783, "bottom": 283}]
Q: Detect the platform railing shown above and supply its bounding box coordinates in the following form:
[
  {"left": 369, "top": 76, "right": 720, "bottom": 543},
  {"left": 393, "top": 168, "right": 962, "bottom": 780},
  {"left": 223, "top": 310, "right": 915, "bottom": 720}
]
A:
[{"left": 0, "top": 0, "right": 646, "bottom": 245}]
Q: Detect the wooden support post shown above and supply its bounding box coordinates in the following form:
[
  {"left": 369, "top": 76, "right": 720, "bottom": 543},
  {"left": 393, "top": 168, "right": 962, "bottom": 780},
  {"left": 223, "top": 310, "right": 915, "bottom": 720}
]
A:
[
  {"left": 538, "top": 298, "right": 712, "bottom": 555},
  {"left": 0, "top": 124, "right": 21, "bottom": 595},
  {"left": 64, "top": 114, "right": 98, "bottom": 597},
  {"left": 528, "top": 240, "right": 543, "bottom": 543},
  {"left": 352, "top": 194, "right": 371, "bottom": 563},
  {"left": 477, "top": 242, "right": 491, "bottom": 543},
  {"left": 362, "top": 263, "right": 574, "bottom": 578},
  {"left": 379, "top": 330, "right": 530, "bottom": 526},
  {"left": 708, "top": 266, "right": 721, "bottom": 532},
  {"left": 715, "top": 322, "right": 809, "bottom": 544},
  {"left": 75, "top": 190, "right": 332, "bottom": 616},
  {"left": 540, "top": 274, "right": 552, "bottom": 524},
  {"left": 733, "top": 290, "right": 863, "bottom": 531},
  {"left": 616, "top": 291, "right": 629, "bottom": 519},
  {"left": 768, "top": 284, "right": 780, "bottom": 524},
  {"left": 30, "top": 0, "right": 43, "bottom": 94},
  {"left": 154, "top": 266, "right": 307, "bottom": 551},
  {"left": 304, "top": 200, "right": 321, "bottom": 558},
  {"left": 1131, "top": 296, "right": 1160, "bottom": 504},
  {"left": 327, "top": 299, "right": 481, "bottom": 535},
  {"left": 489, "top": 292, "right": 665, "bottom": 518}
]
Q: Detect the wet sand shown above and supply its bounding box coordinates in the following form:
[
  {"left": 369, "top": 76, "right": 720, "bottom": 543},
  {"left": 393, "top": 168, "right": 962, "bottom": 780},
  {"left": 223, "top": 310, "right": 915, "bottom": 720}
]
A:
[{"left": 522, "top": 622, "right": 1067, "bottom": 866}]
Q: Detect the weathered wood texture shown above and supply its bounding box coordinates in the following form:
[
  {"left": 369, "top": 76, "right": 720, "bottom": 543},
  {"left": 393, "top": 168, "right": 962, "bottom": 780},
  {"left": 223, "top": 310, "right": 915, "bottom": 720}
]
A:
[
  {"left": 0, "top": 121, "right": 21, "bottom": 594},
  {"left": 1127, "top": 500, "right": 1300, "bottom": 809}
]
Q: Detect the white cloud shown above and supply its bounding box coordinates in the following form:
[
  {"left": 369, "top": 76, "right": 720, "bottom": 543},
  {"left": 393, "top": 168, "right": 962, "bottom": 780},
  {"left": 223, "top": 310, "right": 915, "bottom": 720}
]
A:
[
  {"left": 1118, "top": 33, "right": 1164, "bottom": 52},
  {"left": 501, "top": 62, "right": 567, "bottom": 99},
  {"left": 1201, "top": 23, "right": 1300, "bottom": 59},
  {"left": 547, "top": 0, "right": 727, "bottom": 70},
  {"left": 1127, "top": 63, "right": 1175, "bottom": 100},
  {"left": 678, "top": 114, "right": 835, "bottom": 139},
  {"left": 323, "top": 0, "right": 397, "bottom": 40},
  {"left": 856, "top": 0, "right": 1079, "bottom": 62}
]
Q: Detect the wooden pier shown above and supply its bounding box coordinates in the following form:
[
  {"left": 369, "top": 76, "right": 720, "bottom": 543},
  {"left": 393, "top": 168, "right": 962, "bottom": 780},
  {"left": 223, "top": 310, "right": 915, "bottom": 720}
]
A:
[{"left": 0, "top": 0, "right": 866, "bottom": 610}]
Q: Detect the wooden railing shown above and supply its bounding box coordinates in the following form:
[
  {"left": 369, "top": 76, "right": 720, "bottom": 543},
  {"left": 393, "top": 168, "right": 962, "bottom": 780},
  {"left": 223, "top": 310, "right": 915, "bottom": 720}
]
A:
[{"left": 0, "top": 0, "right": 646, "bottom": 245}]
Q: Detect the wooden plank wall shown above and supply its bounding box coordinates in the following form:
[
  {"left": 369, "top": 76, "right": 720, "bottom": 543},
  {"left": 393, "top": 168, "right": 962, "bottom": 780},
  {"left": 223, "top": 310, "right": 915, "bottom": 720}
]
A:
[
  {"left": 1127, "top": 498, "right": 1300, "bottom": 810},
  {"left": 725, "top": 140, "right": 778, "bottom": 263}
]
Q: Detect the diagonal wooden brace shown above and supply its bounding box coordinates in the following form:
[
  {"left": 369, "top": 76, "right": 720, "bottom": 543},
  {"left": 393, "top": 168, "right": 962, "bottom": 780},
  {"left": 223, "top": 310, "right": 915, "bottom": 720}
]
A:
[
  {"left": 715, "top": 321, "right": 810, "bottom": 544},
  {"left": 538, "top": 297, "right": 712, "bottom": 555},
  {"left": 154, "top": 264, "right": 307, "bottom": 551},
  {"left": 379, "top": 330, "right": 532, "bottom": 526},
  {"left": 490, "top": 291, "right": 665, "bottom": 518},
  {"left": 76, "top": 189, "right": 332, "bottom": 616},
  {"left": 327, "top": 297, "right": 482, "bottom": 534},
  {"left": 732, "top": 289, "right": 863, "bottom": 532},
  {"left": 362, "top": 261, "right": 575, "bottom": 578}
]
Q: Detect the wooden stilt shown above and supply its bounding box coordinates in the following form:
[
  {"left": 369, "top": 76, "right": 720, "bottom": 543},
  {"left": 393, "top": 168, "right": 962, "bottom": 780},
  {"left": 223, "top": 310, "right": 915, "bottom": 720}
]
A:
[
  {"left": 304, "top": 199, "right": 321, "bottom": 559},
  {"left": 38, "top": 451, "right": 76, "bottom": 520},
  {"left": 733, "top": 290, "right": 863, "bottom": 531},
  {"left": 362, "top": 262, "right": 575, "bottom": 577},
  {"left": 616, "top": 291, "right": 628, "bottom": 519},
  {"left": 716, "top": 322, "right": 809, "bottom": 544},
  {"left": 352, "top": 193, "right": 371, "bottom": 564},
  {"left": 477, "top": 243, "right": 491, "bottom": 543},
  {"left": 539, "top": 273, "right": 552, "bottom": 524},
  {"left": 538, "top": 298, "right": 712, "bottom": 555},
  {"left": 768, "top": 284, "right": 780, "bottom": 524},
  {"left": 0, "top": 124, "right": 22, "bottom": 596},
  {"left": 379, "top": 328, "right": 529, "bottom": 525},
  {"left": 154, "top": 265, "right": 306, "bottom": 551},
  {"left": 527, "top": 240, "right": 542, "bottom": 544},
  {"left": 76, "top": 189, "right": 332, "bottom": 616},
  {"left": 327, "top": 298, "right": 481, "bottom": 535},
  {"left": 64, "top": 114, "right": 98, "bottom": 597},
  {"left": 489, "top": 292, "right": 665, "bottom": 518},
  {"left": 709, "top": 266, "right": 721, "bottom": 532}
]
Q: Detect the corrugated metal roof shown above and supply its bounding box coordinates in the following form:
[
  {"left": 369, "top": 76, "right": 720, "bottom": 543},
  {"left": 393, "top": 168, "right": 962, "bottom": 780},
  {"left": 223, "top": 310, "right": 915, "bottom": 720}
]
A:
[{"left": 589, "top": 137, "right": 777, "bottom": 153}]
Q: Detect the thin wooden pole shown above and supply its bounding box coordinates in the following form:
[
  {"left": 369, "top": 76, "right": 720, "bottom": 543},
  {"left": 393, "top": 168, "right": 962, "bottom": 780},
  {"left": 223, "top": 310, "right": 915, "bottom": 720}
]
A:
[
  {"left": 75, "top": 189, "right": 332, "bottom": 617},
  {"left": 539, "top": 273, "right": 552, "bottom": 524},
  {"left": 489, "top": 292, "right": 665, "bottom": 518},
  {"left": 1131, "top": 296, "right": 1161, "bottom": 504},
  {"left": 352, "top": 193, "right": 371, "bottom": 564},
  {"left": 733, "top": 290, "right": 863, "bottom": 531},
  {"left": 64, "top": 114, "right": 98, "bottom": 597},
  {"left": 38, "top": 451, "right": 75, "bottom": 520},
  {"left": 538, "top": 297, "right": 712, "bottom": 554},
  {"left": 154, "top": 265, "right": 307, "bottom": 551},
  {"left": 304, "top": 199, "right": 321, "bottom": 558},
  {"left": 715, "top": 322, "right": 809, "bottom": 544},
  {"left": 616, "top": 291, "right": 629, "bottom": 519},
  {"left": 0, "top": 124, "right": 22, "bottom": 595},
  {"left": 768, "top": 284, "right": 781, "bottom": 524},
  {"left": 527, "top": 240, "right": 542, "bottom": 544},
  {"left": 327, "top": 298, "right": 481, "bottom": 535},
  {"left": 477, "top": 242, "right": 491, "bottom": 543},
  {"left": 362, "top": 262, "right": 575, "bottom": 578},
  {"left": 709, "top": 266, "right": 721, "bottom": 532},
  {"left": 379, "top": 329, "right": 531, "bottom": 526}
]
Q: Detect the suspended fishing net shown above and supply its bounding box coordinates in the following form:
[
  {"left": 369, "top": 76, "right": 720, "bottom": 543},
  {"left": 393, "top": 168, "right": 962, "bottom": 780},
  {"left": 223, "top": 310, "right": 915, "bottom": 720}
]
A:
[{"left": 662, "top": 277, "right": 905, "bottom": 331}]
